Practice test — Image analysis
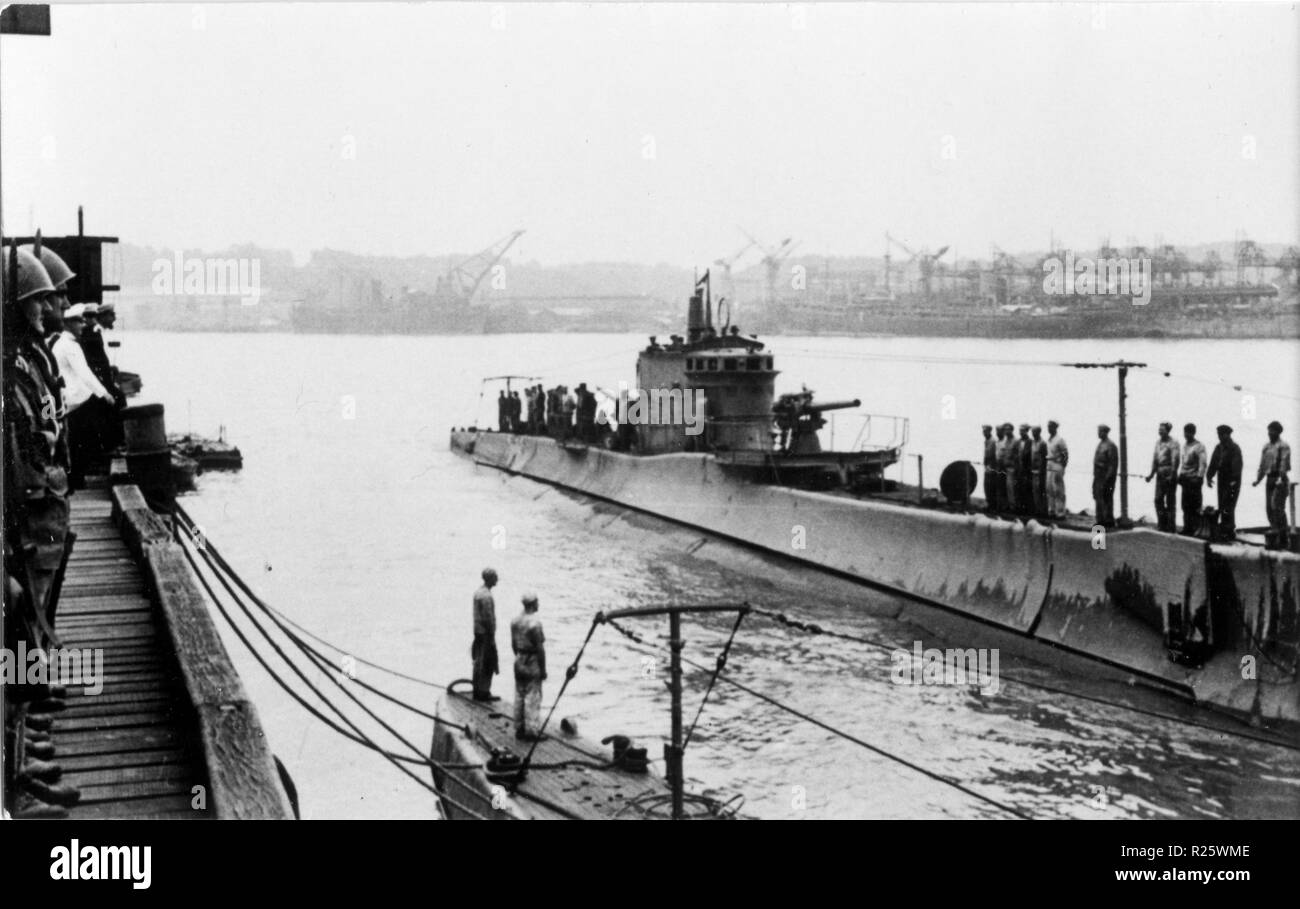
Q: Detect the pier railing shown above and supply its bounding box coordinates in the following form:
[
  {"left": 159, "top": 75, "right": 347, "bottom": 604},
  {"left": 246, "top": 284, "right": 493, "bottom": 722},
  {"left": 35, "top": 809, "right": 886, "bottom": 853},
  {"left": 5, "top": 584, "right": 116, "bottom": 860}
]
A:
[{"left": 112, "top": 484, "right": 294, "bottom": 819}]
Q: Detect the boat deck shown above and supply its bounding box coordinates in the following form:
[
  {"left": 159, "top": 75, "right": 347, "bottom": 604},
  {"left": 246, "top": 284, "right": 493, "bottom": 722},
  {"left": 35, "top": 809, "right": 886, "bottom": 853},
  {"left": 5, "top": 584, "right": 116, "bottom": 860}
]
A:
[
  {"left": 433, "top": 686, "right": 730, "bottom": 820},
  {"left": 50, "top": 483, "right": 214, "bottom": 819}
]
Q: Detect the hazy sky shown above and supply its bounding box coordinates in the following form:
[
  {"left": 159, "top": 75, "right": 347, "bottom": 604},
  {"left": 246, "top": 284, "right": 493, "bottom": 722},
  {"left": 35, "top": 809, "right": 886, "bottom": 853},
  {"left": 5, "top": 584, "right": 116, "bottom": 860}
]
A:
[{"left": 2, "top": 2, "right": 1296, "bottom": 266}]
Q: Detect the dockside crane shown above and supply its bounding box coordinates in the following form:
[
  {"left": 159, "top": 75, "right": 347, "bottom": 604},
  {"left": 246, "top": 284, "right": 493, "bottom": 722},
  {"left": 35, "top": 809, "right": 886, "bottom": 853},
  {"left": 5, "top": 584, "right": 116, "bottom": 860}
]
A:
[
  {"left": 988, "top": 243, "right": 1029, "bottom": 308},
  {"left": 1273, "top": 247, "right": 1300, "bottom": 291},
  {"left": 741, "top": 229, "right": 799, "bottom": 308},
  {"left": 434, "top": 229, "right": 526, "bottom": 306},
  {"left": 886, "top": 233, "right": 949, "bottom": 299},
  {"left": 713, "top": 238, "right": 756, "bottom": 283},
  {"left": 712, "top": 238, "right": 757, "bottom": 314},
  {"left": 1234, "top": 237, "right": 1269, "bottom": 287}
]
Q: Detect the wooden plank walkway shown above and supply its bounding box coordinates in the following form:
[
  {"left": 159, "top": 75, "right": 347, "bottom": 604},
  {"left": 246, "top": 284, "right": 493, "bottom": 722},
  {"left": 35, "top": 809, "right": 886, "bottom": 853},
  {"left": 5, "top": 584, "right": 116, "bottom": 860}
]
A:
[{"left": 51, "top": 483, "right": 213, "bottom": 819}]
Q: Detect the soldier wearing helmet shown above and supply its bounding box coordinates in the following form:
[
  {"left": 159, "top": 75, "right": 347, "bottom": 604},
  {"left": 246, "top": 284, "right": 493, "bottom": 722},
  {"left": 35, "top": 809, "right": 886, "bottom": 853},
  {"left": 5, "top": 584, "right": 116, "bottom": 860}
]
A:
[
  {"left": 21, "top": 244, "right": 74, "bottom": 461},
  {"left": 3, "top": 246, "right": 71, "bottom": 641}
]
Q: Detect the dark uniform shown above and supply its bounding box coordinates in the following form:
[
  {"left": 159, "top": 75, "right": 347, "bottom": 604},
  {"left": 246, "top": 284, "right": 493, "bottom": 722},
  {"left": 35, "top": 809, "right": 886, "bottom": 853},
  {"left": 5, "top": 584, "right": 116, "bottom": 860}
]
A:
[
  {"left": 471, "top": 576, "right": 499, "bottom": 700},
  {"left": 1030, "top": 426, "right": 1048, "bottom": 518},
  {"left": 1016, "top": 426, "right": 1033, "bottom": 516},
  {"left": 1093, "top": 429, "right": 1118, "bottom": 527},
  {"left": 1207, "top": 427, "right": 1242, "bottom": 538},
  {"left": 5, "top": 334, "right": 71, "bottom": 638},
  {"left": 981, "top": 427, "right": 998, "bottom": 511},
  {"left": 997, "top": 425, "right": 1016, "bottom": 513}
]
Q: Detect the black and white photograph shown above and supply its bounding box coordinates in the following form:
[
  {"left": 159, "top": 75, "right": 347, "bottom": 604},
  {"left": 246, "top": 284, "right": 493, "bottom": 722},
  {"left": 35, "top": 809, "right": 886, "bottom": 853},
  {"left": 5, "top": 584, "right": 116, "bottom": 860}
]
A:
[{"left": 1, "top": 0, "right": 1297, "bottom": 856}]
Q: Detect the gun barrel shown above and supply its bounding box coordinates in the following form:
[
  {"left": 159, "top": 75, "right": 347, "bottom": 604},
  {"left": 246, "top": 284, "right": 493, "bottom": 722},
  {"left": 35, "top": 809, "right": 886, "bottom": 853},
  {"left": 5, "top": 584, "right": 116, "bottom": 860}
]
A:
[{"left": 806, "top": 398, "right": 861, "bottom": 413}]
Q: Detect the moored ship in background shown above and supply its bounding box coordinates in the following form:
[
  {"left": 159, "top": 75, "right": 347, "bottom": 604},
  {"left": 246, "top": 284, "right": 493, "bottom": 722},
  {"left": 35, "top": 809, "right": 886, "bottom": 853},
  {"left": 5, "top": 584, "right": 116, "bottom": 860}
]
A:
[
  {"left": 110, "top": 233, "right": 1300, "bottom": 339},
  {"left": 749, "top": 236, "right": 1300, "bottom": 339}
]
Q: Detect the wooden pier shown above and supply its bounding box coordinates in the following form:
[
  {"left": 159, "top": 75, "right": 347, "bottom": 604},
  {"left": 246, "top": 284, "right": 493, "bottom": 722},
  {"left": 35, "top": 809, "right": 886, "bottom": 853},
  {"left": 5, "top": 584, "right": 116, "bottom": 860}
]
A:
[{"left": 41, "top": 480, "right": 294, "bottom": 820}]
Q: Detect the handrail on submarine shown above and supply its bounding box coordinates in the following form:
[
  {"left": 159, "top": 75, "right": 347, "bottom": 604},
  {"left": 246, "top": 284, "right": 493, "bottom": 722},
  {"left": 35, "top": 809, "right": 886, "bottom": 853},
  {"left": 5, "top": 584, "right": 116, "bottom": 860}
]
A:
[
  {"left": 595, "top": 602, "right": 750, "bottom": 820},
  {"left": 597, "top": 602, "right": 751, "bottom": 621}
]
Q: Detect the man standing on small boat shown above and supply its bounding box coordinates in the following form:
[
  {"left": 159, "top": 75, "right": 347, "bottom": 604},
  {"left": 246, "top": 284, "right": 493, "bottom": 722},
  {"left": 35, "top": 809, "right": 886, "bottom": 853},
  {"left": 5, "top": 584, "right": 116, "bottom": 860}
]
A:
[
  {"left": 510, "top": 592, "right": 547, "bottom": 741},
  {"left": 471, "top": 568, "right": 500, "bottom": 702}
]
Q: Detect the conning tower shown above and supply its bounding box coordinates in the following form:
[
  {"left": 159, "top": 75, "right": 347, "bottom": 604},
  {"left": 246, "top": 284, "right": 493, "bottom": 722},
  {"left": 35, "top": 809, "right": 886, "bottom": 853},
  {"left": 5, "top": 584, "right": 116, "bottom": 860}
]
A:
[{"left": 634, "top": 272, "right": 778, "bottom": 454}]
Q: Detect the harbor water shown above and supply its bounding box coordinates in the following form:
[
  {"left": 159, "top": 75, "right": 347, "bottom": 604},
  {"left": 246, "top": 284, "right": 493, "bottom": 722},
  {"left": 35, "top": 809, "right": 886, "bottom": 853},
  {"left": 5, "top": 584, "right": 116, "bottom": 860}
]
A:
[{"left": 124, "top": 330, "right": 1299, "bottom": 819}]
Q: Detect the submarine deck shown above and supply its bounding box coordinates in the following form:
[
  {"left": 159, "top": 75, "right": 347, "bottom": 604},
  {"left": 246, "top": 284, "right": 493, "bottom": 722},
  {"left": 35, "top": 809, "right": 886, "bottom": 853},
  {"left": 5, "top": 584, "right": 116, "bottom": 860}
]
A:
[
  {"left": 433, "top": 685, "right": 734, "bottom": 820},
  {"left": 478, "top": 430, "right": 1283, "bottom": 546}
]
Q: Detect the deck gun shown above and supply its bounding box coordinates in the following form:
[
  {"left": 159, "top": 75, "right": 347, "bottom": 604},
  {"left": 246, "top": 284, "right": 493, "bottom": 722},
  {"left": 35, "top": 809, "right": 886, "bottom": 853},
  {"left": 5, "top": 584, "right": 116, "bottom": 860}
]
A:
[{"left": 772, "top": 388, "right": 861, "bottom": 455}]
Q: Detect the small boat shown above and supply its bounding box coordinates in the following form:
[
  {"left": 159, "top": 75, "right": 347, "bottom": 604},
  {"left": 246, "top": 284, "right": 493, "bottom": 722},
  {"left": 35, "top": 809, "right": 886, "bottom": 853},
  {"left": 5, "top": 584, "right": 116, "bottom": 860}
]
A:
[
  {"left": 170, "top": 451, "right": 200, "bottom": 491},
  {"left": 169, "top": 428, "right": 243, "bottom": 470},
  {"left": 430, "top": 603, "right": 750, "bottom": 820}
]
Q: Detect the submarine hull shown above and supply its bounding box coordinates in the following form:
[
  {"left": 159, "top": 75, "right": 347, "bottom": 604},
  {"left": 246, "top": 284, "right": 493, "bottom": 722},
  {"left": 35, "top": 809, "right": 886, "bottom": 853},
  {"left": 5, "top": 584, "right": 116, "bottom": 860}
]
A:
[{"left": 451, "top": 429, "right": 1300, "bottom": 733}]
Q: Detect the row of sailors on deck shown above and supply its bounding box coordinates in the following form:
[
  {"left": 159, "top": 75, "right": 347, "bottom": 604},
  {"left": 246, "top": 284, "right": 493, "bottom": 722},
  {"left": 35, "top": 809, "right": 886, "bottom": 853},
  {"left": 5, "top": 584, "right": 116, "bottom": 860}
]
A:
[
  {"left": 980, "top": 422, "right": 1069, "bottom": 520},
  {"left": 497, "top": 383, "right": 603, "bottom": 442},
  {"left": 4, "top": 244, "right": 126, "bottom": 817},
  {"left": 981, "top": 419, "right": 1291, "bottom": 545},
  {"left": 1143, "top": 420, "right": 1290, "bottom": 544}
]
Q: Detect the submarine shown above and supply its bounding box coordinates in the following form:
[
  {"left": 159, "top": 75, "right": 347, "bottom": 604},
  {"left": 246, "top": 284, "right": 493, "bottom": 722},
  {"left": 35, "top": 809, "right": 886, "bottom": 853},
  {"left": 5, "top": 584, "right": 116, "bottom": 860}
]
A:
[{"left": 450, "top": 272, "right": 1300, "bottom": 734}]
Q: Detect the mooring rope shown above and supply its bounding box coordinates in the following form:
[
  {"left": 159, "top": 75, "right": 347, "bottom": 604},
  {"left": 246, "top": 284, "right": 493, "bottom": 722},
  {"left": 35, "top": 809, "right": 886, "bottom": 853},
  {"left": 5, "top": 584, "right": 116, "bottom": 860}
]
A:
[{"left": 175, "top": 525, "right": 491, "bottom": 819}]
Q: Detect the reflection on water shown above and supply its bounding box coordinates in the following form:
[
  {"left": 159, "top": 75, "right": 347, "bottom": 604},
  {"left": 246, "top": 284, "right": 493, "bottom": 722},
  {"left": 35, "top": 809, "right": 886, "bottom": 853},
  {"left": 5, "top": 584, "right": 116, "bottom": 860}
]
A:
[{"left": 124, "top": 330, "right": 1299, "bottom": 819}]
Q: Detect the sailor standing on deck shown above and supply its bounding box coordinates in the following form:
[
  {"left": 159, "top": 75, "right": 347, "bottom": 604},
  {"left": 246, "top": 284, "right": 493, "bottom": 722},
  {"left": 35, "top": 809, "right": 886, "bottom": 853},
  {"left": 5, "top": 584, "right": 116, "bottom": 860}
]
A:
[
  {"left": 510, "top": 592, "right": 547, "bottom": 741},
  {"left": 995, "top": 423, "right": 1014, "bottom": 513},
  {"left": 471, "top": 568, "right": 501, "bottom": 702},
  {"left": 1031, "top": 425, "right": 1048, "bottom": 518},
  {"left": 1016, "top": 424, "right": 1033, "bottom": 516},
  {"left": 981, "top": 425, "right": 998, "bottom": 511},
  {"left": 1045, "top": 421, "right": 1068, "bottom": 518},
  {"left": 497, "top": 391, "right": 508, "bottom": 433},
  {"left": 1145, "top": 422, "right": 1180, "bottom": 533},
  {"left": 1092, "top": 425, "right": 1118, "bottom": 528},
  {"left": 1178, "top": 423, "right": 1207, "bottom": 536},
  {"left": 562, "top": 387, "right": 577, "bottom": 441},
  {"left": 1253, "top": 421, "right": 1292, "bottom": 547},
  {"left": 1004, "top": 423, "right": 1022, "bottom": 513},
  {"left": 1207, "top": 425, "right": 1243, "bottom": 539}
]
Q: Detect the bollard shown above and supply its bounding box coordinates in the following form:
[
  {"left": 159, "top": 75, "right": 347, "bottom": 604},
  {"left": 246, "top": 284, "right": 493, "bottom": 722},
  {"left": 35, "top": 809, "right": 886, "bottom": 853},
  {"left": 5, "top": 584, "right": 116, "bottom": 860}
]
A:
[{"left": 121, "top": 403, "right": 174, "bottom": 508}]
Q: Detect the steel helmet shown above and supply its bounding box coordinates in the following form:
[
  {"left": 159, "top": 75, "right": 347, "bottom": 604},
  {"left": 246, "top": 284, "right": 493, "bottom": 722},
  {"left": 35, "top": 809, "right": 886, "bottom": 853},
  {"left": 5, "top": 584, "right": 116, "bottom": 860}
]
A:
[
  {"left": 2, "top": 246, "right": 55, "bottom": 302},
  {"left": 21, "top": 243, "right": 75, "bottom": 290}
]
